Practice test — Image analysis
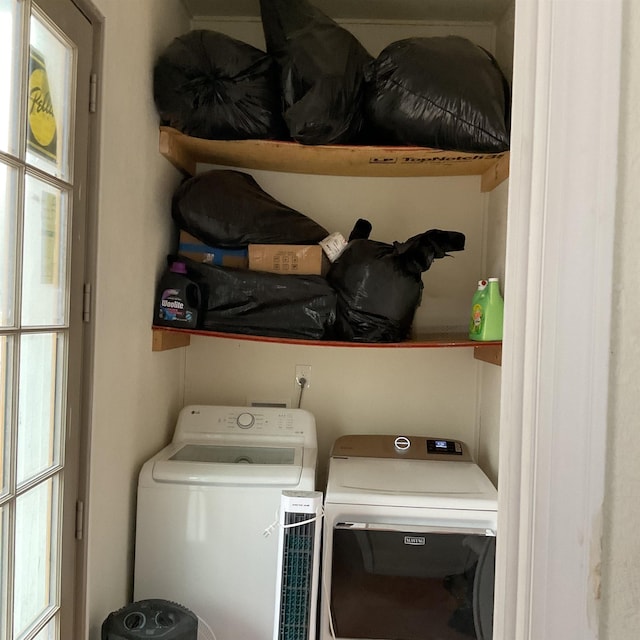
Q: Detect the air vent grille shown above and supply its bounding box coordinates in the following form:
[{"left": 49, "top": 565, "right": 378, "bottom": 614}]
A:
[
  {"left": 277, "top": 513, "right": 316, "bottom": 639},
  {"left": 274, "top": 491, "right": 323, "bottom": 640}
]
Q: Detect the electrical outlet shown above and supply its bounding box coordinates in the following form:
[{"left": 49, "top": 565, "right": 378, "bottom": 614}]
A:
[{"left": 295, "top": 364, "right": 311, "bottom": 389}]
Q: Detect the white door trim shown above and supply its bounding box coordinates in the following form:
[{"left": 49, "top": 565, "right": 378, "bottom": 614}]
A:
[{"left": 494, "top": 0, "right": 622, "bottom": 638}]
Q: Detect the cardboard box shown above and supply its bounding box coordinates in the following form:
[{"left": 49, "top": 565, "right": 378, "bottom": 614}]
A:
[
  {"left": 248, "top": 244, "right": 328, "bottom": 275},
  {"left": 179, "top": 231, "right": 248, "bottom": 268}
]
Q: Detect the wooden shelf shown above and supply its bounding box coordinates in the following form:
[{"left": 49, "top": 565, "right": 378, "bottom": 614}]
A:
[
  {"left": 152, "top": 326, "right": 501, "bottom": 363},
  {"left": 155, "top": 126, "right": 507, "bottom": 363},
  {"left": 159, "top": 127, "right": 509, "bottom": 192}
]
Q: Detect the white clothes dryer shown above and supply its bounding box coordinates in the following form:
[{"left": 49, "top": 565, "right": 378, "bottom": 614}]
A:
[
  {"left": 321, "top": 434, "right": 498, "bottom": 640},
  {"left": 134, "top": 405, "right": 318, "bottom": 640}
]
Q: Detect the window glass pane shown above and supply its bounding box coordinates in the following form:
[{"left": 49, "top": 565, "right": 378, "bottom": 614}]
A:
[
  {"left": 0, "top": 162, "right": 18, "bottom": 328},
  {"left": 0, "top": 335, "right": 12, "bottom": 498},
  {"left": 14, "top": 476, "right": 60, "bottom": 638},
  {"left": 17, "top": 333, "right": 64, "bottom": 486},
  {"left": 27, "top": 12, "right": 74, "bottom": 181},
  {"left": 0, "top": 0, "right": 23, "bottom": 156},
  {"left": 33, "top": 617, "right": 57, "bottom": 640},
  {"left": 22, "top": 175, "right": 68, "bottom": 328},
  {"left": 0, "top": 505, "right": 8, "bottom": 640}
]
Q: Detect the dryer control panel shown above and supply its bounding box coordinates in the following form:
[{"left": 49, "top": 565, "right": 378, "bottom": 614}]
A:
[{"left": 331, "top": 434, "right": 473, "bottom": 462}]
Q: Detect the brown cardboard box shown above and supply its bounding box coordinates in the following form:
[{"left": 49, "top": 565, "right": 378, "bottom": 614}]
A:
[
  {"left": 248, "top": 244, "right": 328, "bottom": 275},
  {"left": 179, "top": 231, "right": 248, "bottom": 268}
]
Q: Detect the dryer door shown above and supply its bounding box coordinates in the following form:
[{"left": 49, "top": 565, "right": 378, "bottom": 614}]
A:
[{"left": 329, "top": 523, "right": 496, "bottom": 640}]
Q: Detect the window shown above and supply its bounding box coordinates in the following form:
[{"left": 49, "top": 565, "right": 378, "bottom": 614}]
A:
[{"left": 0, "top": 1, "right": 93, "bottom": 638}]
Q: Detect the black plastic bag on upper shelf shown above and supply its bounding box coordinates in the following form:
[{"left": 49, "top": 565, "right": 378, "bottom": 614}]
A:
[
  {"left": 364, "top": 36, "right": 511, "bottom": 153},
  {"left": 259, "top": 0, "right": 373, "bottom": 145},
  {"left": 327, "top": 225, "right": 466, "bottom": 342},
  {"left": 172, "top": 169, "right": 329, "bottom": 248},
  {"left": 176, "top": 256, "right": 337, "bottom": 340},
  {"left": 153, "top": 30, "right": 287, "bottom": 140}
]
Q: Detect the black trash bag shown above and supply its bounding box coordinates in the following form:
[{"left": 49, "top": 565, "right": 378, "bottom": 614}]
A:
[
  {"left": 364, "top": 36, "right": 511, "bottom": 153},
  {"left": 259, "top": 0, "right": 373, "bottom": 145},
  {"left": 172, "top": 169, "right": 329, "bottom": 248},
  {"left": 327, "top": 227, "right": 465, "bottom": 342},
  {"left": 153, "top": 30, "right": 286, "bottom": 140},
  {"left": 348, "top": 218, "right": 372, "bottom": 241},
  {"left": 177, "top": 256, "right": 337, "bottom": 340}
]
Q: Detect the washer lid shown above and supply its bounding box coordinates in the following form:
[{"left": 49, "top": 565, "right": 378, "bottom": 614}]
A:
[
  {"left": 326, "top": 457, "right": 497, "bottom": 511},
  {"left": 150, "top": 442, "right": 304, "bottom": 486},
  {"left": 170, "top": 443, "right": 296, "bottom": 465}
]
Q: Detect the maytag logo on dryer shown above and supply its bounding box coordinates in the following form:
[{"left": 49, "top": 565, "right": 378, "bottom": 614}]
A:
[{"left": 404, "top": 536, "right": 426, "bottom": 546}]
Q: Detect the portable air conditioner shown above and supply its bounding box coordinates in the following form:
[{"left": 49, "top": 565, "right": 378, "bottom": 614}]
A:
[{"left": 273, "top": 490, "right": 323, "bottom": 640}]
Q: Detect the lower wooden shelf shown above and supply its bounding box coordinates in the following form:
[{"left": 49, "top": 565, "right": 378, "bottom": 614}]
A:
[{"left": 151, "top": 326, "right": 502, "bottom": 364}]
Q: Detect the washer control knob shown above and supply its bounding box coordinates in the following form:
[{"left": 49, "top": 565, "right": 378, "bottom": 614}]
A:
[
  {"left": 394, "top": 436, "right": 411, "bottom": 451},
  {"left": 236, "top": 412, "right": 255, "bottom": 429}
]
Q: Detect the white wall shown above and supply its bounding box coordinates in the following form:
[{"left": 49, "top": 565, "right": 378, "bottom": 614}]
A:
[
  {"left": 77, "top": 2, "right": 640, "bottom": 636},
  {"left": 600, "top": 0, "right": 640, "bottom": 635},
  {"left": 193, "top": 16, "right": 498, "bottom": 54},
  {"left": 182, "top": 17, "right": 509, "bottom": 486},
  {"left": 82, "top": 7, "right": 509, "bottom": 637},
  {"left": 85, "top": 1, "right": 189, "bottom": 637},
  {"left": 477, "top": 179, "right": 508, "bottom": 485}
]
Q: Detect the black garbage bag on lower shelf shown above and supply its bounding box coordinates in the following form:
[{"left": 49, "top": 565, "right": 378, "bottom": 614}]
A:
[
  {"left": 327, "top": 227, "right": 465, "bottom": 342},
  {"left": 364, "top": 36, "right": 511, "bottom": 153},
  {"left": 259, "top": 0, "right": 372, "bottom": 144},
  {"left": 181, "top": 256, "right": 337, "bottom": 340},
  {"left": 153, "top": 29, "right": 286, "bottom": 140},
  {"left": 172, "top": 169, "right": 329, "bottom": 248}
]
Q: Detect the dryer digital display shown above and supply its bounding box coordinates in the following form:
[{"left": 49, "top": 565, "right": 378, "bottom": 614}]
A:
[{"left": 427, "top": 438, "right": 463, "bottom": 455}]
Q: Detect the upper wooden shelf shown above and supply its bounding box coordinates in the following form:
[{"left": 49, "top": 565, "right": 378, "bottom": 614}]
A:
[
  {"left": 152, "top": 326, "right": 502, "bottom": 365},
  {"left": 159, "top": 127, "right": 509, "bottom": 192}
]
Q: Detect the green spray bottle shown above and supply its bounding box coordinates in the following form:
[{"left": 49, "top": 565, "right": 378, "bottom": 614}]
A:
[{"left": 469, "top": 277, "right": 503, "bottom": 341}]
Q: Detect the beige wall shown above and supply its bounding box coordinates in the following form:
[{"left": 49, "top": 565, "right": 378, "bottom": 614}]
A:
[
  {"left": 600, "top": 0, "right": 640, "bottom": 636},
  {"left": 185, "top": 17, "right": 508, "bottom": 488},
  {"left": 193, "top": 16, "right": 498, "bottom": 54},
  {"left": 78, "top": 0, "right": 640, "bottom": 636},
  {"left": 184, "top": 166, "right": 505, "bottom": 487},
  {"left": 85, "top": 1, "right": 189, "bottom": 637}
]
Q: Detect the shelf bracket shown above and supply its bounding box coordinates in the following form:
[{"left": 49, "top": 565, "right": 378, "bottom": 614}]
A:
[
  {"left": 152, "top": 328, "right": 191, "bottom": 351},
  {"left": 481, "top": 153, "right": 510, "bottom": 192},
  {"left": 159, "top": 128, "right": 197, "bottom": 176},
  {"left": 473, "top": 344, "right": 502, "bottom": 366}
]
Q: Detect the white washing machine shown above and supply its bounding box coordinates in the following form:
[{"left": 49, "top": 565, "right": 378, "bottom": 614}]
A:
[
  {"left": 134, "top": 405, "right": 317, "bottom": 640},
  {"left": 320, "top": 434, "right": 498, "bottom": 640}
]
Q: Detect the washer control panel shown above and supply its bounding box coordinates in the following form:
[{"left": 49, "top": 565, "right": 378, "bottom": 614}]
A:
[
  {"left": 172, "top": 405, "right": 317, "bottom": 446},
  {"left": 332, "top": 434, "right": 472, "bottom": 462}
]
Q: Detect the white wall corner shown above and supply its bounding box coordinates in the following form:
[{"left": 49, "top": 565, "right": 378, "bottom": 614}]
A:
[{"left": 494, "top": 1, "right": 622, "bottom": 639}]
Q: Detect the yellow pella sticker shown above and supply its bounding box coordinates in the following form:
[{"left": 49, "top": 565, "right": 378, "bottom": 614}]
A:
[{"left": 28, "top": 47, "right": 57, "bottom": 161}]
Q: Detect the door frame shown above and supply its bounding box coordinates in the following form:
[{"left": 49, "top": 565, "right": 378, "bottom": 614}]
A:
[{"left": 495, "top": 0, "right": 622, "bottom": 638}]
